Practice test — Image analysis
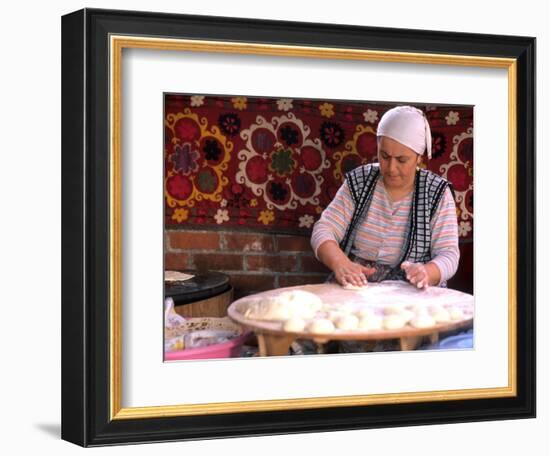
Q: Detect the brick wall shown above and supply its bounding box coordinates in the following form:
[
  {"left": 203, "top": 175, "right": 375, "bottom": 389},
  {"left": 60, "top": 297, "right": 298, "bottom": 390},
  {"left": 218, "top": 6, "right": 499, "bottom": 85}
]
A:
[
  {"left": 165, "top": 230, "right": 331, "bottom": 299},
  {"left": 165, "top": 229, "right": 473, "bottom": 300}
]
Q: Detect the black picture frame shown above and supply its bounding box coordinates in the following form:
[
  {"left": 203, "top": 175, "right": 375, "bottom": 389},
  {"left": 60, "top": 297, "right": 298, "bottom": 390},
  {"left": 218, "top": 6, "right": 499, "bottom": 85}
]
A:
[{"left": 61, "top": 8, "right": 536, "bottom": 447}]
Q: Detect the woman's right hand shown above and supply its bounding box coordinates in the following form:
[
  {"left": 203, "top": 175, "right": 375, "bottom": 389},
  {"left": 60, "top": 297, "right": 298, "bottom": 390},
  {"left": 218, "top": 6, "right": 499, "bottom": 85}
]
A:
[
  {"left": 316, "top": 240, "right": 375, "bottom": 287},
  {"left": 332, "top": 259, "right": 375, "bottom": 287}
]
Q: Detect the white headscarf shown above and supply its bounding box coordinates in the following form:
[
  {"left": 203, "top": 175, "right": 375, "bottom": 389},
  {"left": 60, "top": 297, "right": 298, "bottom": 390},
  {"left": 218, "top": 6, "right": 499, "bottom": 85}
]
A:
[{"left": 376, "top": 106, "right": 432, "bottom": 159}]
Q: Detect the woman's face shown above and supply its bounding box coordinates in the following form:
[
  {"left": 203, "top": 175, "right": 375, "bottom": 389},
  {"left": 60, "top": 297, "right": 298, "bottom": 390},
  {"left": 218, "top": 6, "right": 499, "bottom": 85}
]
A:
[{"left": 377, "top": 136, "right": 421, "bottom": 191}]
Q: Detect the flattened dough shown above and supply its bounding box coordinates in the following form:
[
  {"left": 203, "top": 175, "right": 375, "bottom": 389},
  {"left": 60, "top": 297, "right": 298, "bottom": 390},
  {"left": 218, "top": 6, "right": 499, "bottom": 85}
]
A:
[
  {"left": 342, "top": 283, "right": 369, "bottom": 291},
  {"left": 164, "top": 270, "right": 194, "bottom": 282}
]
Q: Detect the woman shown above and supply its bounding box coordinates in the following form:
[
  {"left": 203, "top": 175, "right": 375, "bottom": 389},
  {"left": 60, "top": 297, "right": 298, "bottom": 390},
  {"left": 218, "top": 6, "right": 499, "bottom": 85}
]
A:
[{"left": 311, "top": 105, "right": 459, "bottom": 289}]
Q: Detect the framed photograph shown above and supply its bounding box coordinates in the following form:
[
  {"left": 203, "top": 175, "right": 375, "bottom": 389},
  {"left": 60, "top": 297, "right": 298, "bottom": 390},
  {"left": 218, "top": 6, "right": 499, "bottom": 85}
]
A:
[
  {"left": 61, "top": 8, "right": 535, "bottom": 447},
  {"left": 162, "top": 93, "right": 476, "bottom": 360}
]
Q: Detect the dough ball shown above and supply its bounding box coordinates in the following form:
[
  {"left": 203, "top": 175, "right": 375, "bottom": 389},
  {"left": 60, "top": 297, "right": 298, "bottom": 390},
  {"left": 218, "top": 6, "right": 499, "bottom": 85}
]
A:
[
  {"left": 244, "top": 297, "right": 292, "bottom": 321},
  {"left": 356, "top": 307, "right": 376, "bottom": 319},
  {"left": 449, "top": 307, "right": 465, "bottom": 321},
  {"left": 284, "top": 290, "right": 323, "bottom": 307},
  {"left": 410, "top": 314, "right": 436, "bottom": 328},
  {"left": 338, "top": 304, "right": 356, "bottom": 314},
  {"left": 328, "top": 310, "right": 347, "bottom": 321},
  {"left": 400, "top": 309, "right": 415, "bottom": 323},
  {"left": 430, "top": 307, "right": 451, "bottom": 323},
  {"left": 383, "top": 314, "right": 407, "bottom": 330},
  {"left": 358, "top": 315, "right": 383, "bottom": 331},
  {"left": 381, "top": 306, "right": 414, "bottom": 328},
  {"left": 279, "top": 290, "right": 323, "bottom": 318},
  {"left": 428, "top": 304, "right": 444, "bottom": 314},
  {"left": 335, "top": 314, "right": 359, "bottom": 330},
  {"left": 308, "top": 318, "right": 335, "bottom": 334},
  {"left": 410, "top": 304, "right": 429, "bottom": 316},
  {"left": 327, "top": 304, "right": 355, "bottom": 323},
  {"left": 244, "top": 289, "right": 322, "bottom": 321},
  {"left": 383, "top": 304, "right": 407, "bottom": 315},
  {"left": 283, "top": 317, "right": 307, "bottom": 332}
]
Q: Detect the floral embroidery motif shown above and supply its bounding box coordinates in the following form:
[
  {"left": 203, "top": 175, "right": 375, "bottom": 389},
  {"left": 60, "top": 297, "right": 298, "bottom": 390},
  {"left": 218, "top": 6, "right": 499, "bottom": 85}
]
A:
[
  {"left": 165, "top": 109, "right": 232, "bottom": 209},
  {"left": 171, "top": 208, "right": 189, "bottom": 223},
  {"left": 165, "top": 95, "right": 473, "bottom": 238},
  {"left": 218, "top": 113, "right": 241, "bottom": 137},
  {"left": 196, "top": 169, "right": 218, "bottom": 193},
  {"left": 431, "top": 132, "right": 447, "bottom": 159},
  {"left": 279, "top": 125, "right": 300, "bottom": 146},
  {"left": 440, "top": 128, "right": 474, "bottom": 224},
  {"left": 172, "top": 143, "right": 200, "bottom": 175},
  {"left": 299, "top": 214, "right": 314, "bottom": 228},
  {"left": 363, "top": 109, "right": 378, "bottom": 123},
  {"left": 190, "top": 95, "right": 205, "bottom": 107},
  {"left": 445, "top": 110, "right": 460, "bottom": 125},
  {"left": 203, "top": 139, "right": 223, "bottom": 161},
  {"left": 276, "top": 98, "right": 293, "bottom": 111},
  {"left": 214, "top": 209, "right": 229, "bottom": 224},
  {"left": 232, "top": 97, "right": 247, "bottom": 111},
  {"left": 269, "top": 149, "right": 296, "bottom": 176},
  {"left": 320, "top": 121, "right": 345, "bottom": 149},
  {"left": 332, "top": 125, "right": 376, "bottom": 181},
  {"left": 258, "top": 210, "right": 275, "bottom": 225},
  {"left": 236, "top": 113, "right": 329, "bottom": 211},
  {"left": 458, "top": 221, "right": 472, "bottom": 237},
  {"left": 319, "top": 102, "right": 335, "bottom": 118},
  {"left": 269, "top": 182, "right": 288, "bottom": 202}
]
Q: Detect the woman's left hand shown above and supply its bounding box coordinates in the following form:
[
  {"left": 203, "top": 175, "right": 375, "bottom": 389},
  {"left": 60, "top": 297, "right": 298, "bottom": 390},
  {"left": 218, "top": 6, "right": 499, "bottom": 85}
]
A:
[{"left": 400, "top": 261, "right": 429, "bottom": 289}]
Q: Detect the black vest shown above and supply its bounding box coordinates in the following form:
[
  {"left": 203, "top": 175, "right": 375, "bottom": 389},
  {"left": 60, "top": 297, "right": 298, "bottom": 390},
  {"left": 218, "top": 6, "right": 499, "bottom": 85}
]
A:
[{"left": 340, "top": 164, "right": 451, "bottom": 280}]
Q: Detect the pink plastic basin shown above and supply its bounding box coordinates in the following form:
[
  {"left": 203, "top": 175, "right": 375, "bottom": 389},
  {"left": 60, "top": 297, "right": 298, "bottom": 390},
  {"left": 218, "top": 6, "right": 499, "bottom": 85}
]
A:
[{"left": 164, "top": 331, "right": 251, "bottom": 361}]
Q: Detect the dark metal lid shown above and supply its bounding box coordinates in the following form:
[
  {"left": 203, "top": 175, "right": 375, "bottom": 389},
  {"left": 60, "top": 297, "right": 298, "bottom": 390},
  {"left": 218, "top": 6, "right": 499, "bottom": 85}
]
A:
[{"left": 164, "top": 271, "right": 231, "bottom": 305}]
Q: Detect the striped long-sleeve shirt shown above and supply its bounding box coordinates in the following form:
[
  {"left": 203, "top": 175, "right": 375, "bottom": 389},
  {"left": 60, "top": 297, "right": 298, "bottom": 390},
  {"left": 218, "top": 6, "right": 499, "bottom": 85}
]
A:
[{"left": 310, "top": 177, "right": 460, "bottom": 284}]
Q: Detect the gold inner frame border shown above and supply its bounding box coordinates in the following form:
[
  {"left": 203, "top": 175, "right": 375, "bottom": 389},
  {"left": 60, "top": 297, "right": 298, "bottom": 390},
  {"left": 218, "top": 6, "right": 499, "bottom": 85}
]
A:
[{"left": 109, "top": 35, "right": 517, "bottom": 420}]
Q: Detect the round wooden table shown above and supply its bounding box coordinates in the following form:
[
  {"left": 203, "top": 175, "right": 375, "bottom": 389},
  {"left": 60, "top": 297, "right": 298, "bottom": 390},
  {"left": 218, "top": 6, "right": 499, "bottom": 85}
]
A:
[{"left": 228, "top": 282, "right": 474, "bottom": 356}]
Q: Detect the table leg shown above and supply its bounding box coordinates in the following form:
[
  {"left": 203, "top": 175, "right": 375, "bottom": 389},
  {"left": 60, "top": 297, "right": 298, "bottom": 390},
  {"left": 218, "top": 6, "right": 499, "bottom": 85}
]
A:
[
  {"left": 400, "top": 335, "right": 423, "bottom": 351},
  {"left": 257, "top": 333, "right": 295, "bottom": 356}
]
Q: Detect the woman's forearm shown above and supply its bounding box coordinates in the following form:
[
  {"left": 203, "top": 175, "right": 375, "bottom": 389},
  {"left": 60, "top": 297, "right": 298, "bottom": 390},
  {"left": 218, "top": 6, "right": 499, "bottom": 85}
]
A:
[
  {"left": 316, "top": 240, "right": 349, "bottom": 271},
  {"left": 425, "top": 262, "right": 442, "bottom": 286}
]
